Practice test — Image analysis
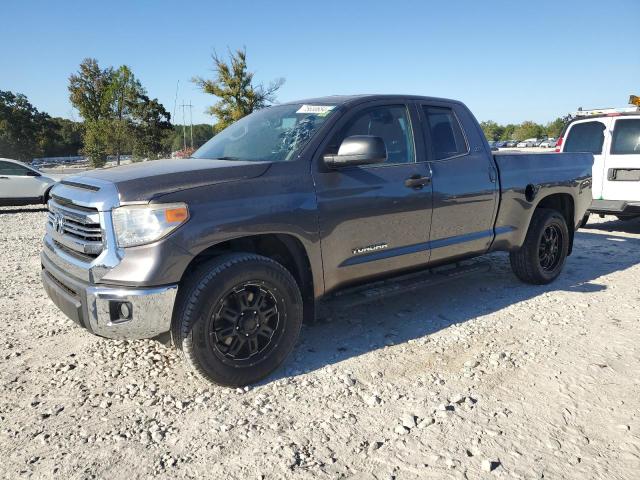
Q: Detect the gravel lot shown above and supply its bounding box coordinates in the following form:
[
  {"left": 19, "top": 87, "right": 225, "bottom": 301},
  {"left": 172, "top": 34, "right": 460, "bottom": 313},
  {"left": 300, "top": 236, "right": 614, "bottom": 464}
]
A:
[{"left": 1, "top": 206, "right": 639, "bottom": 479}]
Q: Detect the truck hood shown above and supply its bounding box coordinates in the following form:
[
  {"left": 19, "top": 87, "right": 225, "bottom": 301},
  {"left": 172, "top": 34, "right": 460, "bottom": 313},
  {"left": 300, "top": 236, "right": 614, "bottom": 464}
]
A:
[{"left": 65, "top": 158, "right": 272, "bottom": 202}]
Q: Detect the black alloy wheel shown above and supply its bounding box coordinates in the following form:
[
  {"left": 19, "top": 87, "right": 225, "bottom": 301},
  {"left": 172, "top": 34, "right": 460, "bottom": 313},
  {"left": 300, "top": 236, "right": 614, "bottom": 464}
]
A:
[
  {"left": 209, "top": 282, "right": 280, "bottom": 362},
  {"left": 538, "top": 224, "right": 563, "bottom": 272}
]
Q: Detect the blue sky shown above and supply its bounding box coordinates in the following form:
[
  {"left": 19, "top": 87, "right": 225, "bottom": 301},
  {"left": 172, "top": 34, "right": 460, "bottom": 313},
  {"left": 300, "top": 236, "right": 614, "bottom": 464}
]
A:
[{"left": 2, "top": 0, "right": 639, "bottom": 125}]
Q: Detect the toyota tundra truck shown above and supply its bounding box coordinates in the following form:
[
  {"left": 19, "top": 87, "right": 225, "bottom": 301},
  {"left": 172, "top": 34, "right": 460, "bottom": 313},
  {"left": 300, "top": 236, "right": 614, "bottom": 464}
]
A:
[{"left": 41, "top": 95, "right": 593, "bottom": 386}]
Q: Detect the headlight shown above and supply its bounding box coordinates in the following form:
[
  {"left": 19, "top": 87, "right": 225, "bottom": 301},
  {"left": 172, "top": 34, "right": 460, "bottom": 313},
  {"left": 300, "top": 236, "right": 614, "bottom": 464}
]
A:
[{"left": 112, "top": 203, "right": 189, "bottom": 247}]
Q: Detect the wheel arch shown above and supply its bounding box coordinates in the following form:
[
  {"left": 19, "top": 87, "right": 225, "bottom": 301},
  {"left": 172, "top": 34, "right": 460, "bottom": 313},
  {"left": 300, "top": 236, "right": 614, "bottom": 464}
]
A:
[
  {"left": 180, "top": 233, "right": 316, "bottom": 323},
  {"left": 43, "top": 184, "right": 54, "bottom": 204},
  {"left": 533, "top": 192, "right": 575, "bottom": 255}
]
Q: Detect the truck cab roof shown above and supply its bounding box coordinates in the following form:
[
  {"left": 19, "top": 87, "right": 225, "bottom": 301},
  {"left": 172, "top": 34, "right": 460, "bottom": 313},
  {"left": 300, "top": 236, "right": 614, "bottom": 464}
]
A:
[{"left": 279, "top": 94, "right": 465, "bottom": 108}]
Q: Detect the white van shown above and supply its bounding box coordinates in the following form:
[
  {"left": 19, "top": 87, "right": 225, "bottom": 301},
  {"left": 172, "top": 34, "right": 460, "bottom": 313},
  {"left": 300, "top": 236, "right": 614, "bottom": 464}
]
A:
[{"left": 557, "top": 107, "right": 640, "bottom": 221}]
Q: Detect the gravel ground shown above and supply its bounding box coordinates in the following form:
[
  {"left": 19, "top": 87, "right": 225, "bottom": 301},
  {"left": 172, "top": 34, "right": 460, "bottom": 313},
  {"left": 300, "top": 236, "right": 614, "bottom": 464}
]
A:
[{"left": 1, "top": 205, "right": 639, "bottom": 479}]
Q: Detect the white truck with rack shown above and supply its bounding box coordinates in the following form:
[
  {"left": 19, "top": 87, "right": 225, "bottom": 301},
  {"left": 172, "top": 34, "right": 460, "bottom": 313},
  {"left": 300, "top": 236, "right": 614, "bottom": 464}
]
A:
[{"left": 557, "top": 104, "right": 640, "bottom": 221}]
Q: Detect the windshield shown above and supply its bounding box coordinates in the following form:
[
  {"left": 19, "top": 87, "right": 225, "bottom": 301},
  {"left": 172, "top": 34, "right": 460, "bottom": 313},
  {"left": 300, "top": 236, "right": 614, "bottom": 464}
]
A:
[{"left": 192, "top": 103, "right": 338, "bottom": 162}]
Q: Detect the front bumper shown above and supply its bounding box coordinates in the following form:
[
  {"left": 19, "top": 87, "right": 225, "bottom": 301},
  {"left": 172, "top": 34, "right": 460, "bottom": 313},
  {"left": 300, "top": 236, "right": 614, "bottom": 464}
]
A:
[
  {"left": 589, "top": 199, "right": 640, "bottom": 216},
  {"left": 41, "top": 252, "right": 177, "bottom": 340}
]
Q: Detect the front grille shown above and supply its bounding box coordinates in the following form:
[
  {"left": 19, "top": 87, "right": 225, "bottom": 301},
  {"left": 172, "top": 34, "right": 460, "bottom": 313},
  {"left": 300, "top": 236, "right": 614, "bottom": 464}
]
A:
[{"left": 47, "top": 198, "right": 104, "bottom": 260}]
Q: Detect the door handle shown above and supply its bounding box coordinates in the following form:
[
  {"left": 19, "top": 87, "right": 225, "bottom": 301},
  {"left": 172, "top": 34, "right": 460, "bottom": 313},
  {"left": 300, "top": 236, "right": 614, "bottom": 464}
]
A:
[
  {"left": 488, "top": 166, "right": 497, "bottom": 183},
  {"left": 404, "top": 174, "right": 431, "bottom": 189}
]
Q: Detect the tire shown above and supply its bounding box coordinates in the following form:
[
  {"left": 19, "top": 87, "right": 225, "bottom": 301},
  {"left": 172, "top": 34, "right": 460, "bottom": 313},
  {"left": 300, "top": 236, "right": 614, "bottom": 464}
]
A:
[
  {"left": 172, "top": 253, "right": 303, "bottom": 387},
  {"left": 509, "top": 208, "right": 570, "bottom": 285}
]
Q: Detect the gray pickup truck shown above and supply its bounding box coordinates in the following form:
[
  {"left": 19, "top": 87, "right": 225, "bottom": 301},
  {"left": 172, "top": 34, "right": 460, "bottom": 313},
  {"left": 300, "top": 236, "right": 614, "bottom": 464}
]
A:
[{"left": 41, "top": 95, "right": 592, "bottom": 386}]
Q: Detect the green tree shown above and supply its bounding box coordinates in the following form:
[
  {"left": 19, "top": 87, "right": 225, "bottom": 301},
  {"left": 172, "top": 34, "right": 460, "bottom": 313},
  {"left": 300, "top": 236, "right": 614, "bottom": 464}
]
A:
[
  {"left": 82, "top": 120, "right": 110, "bottom": 167},
  {"left": 513, "top": 121, "right": 545, "bottom": 141},
  {"left": 545, "top": 117, "right": 566, "bottom": 138},
  {"left": 68, "top": 58, "right": 113, "bottom": 122},
  {"left": 43, "top": 118, "right": 83, "bottom": 157},
  {"left": 500, "top": 124, "right": 517, "bottom": 141},
  {"left": 193, "top": 48, "right": 284, "bottom": 132},
  {"left": 0, "top": 90, "right": 54, "bottom": 160},
  {"left": 479, "top": 120, "right": 504, "bottom": 141},
  {"left": 69, "top": 59, "right": 172, "bottom": 166},
  {"left": 107, "top": 65, "right": 144, "bottom": 164},
  {"left": 168, "top": 124, "right": 214, "bottom": 152},
  {"left": 131, "top": 95, "right": 172, "bottom": 159}
]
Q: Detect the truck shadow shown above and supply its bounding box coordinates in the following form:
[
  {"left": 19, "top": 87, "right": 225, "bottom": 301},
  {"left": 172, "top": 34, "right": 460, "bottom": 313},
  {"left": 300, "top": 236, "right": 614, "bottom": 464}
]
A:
[
  {"left": 267, "top": 229, "right": 640, "bottom": 383},
  {"left": 583, "top": 217, "right": 640, "bottom": 235}
]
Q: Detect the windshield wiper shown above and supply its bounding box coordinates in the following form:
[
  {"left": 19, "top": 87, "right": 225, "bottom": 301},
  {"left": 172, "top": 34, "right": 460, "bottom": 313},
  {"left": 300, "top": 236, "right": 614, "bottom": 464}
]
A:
[{"left": 212, "top": 156, "right": 242, "bottom": 161}]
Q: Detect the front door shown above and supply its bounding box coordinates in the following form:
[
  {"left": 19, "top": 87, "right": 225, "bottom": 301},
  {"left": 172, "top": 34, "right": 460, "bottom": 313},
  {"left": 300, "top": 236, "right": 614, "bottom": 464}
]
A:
[
  {"left": 0, "top": 160, "right": 39, "bottom": 200},
  {"left": 312, "top": 103, "right": 433, "bottom": 292}
]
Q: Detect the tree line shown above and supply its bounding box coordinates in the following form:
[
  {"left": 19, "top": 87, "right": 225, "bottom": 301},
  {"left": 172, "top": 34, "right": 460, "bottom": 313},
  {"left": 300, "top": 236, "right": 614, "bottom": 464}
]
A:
[
  {"left": 0, "top": 90, "right": 83, "bottom": 161},
  {"left": 0, "top": 84, "right": 213, "bottom": 166},
  {"left": 1, "top": 49, "right": 282, "bottom": 167},
  {"left": 480, "top": 117, "right": 568, "bottom": 142}
]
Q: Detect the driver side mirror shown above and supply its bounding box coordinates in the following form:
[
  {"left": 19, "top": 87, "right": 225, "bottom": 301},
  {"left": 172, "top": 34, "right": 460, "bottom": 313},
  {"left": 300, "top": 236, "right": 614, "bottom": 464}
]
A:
[
  {"left": 323, "top": 135, "right": 387, "bottom": 168},
  {"left": 26, "top": 170, "right": 41, "bottom": 177}
]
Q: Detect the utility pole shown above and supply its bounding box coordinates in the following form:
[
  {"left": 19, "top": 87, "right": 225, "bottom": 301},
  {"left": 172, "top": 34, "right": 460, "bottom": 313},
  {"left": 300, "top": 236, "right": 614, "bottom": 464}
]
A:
[
  {"left": 181, "top": 101, "right": 186, "bottom": 150},
  {"left": 189, "top": 101, "right": 194, "bottom": 149},
  {"left": 180, "top": 100, "right": 193, "bottom": 150},
  {"left": 179, "top": 101, "right": 194, "bottom": 149}
]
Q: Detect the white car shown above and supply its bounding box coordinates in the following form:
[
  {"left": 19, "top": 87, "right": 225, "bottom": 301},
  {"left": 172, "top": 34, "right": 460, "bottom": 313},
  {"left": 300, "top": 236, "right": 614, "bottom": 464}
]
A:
[
  {"left": 557, "top": 107, "right": 640, "bottom": 221},
  {"left": 516, "top": 138, "right": 538, "bottom": 148},
  {"left": 0, "top": 158, "right": 58, "bottom": 207}
]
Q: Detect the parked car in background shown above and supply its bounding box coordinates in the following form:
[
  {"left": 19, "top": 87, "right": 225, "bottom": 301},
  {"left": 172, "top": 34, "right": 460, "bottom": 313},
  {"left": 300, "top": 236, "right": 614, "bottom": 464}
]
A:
[
  {"left": 505, "top": 140, "right": 518, "bottom": 147},
  {"left": 494, "top": 141, "right": 508, "bottom": 148},
  {"left": 540, "top": 138, "right": 557, "bottom": 148},
  {"left": 0, "top": 158, "right": 58, "bottom": 206},
  {"left": 557, "top": 106, "right": 640, "bottom": 223},
  {"left": 517, "top": 138, "right": 538, "bottom": 148}
]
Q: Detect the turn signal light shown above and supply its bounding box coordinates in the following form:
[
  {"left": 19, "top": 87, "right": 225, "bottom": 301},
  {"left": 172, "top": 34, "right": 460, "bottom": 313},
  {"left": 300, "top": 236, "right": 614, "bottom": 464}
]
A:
[{"left": 165, "top": 206, "right": 189, "bottom": 223}]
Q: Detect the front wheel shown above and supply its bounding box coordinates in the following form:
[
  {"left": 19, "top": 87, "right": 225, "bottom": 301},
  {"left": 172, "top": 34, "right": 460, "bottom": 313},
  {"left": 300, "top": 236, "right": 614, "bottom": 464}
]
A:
[
  {"left": 172, "top": 253, "right": 303, "bottom": 387},
  {"left": 510, "top": 208, "right": 570, "bottom": 285}
]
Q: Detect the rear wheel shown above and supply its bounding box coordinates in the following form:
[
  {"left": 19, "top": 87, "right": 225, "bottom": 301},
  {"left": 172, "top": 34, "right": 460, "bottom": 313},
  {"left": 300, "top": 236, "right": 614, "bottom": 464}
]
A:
[
  {"left": 510, "top": 208, "right": 570, "bottom": 285},
  {"left": 173, "top": 253, "right": 303, "bottom": 387}
]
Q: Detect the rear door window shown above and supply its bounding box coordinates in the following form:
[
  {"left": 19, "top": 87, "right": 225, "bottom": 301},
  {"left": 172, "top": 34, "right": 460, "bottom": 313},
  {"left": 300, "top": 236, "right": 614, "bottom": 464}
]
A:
[
  {"left": 422, "top": 106, "right": 468, "bottom": 160},
  {"left": 564, "top": 121, "right": 606, "bottom": 154},
  {"left": 611, "top": 119, "right": 640, "bottom": 154}
]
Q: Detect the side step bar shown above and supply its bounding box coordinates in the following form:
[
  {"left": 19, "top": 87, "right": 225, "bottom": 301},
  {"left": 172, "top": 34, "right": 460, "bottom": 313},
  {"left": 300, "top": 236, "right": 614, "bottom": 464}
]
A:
[{"left": 325, "top": 259, "right": 491, "bottom": 308}]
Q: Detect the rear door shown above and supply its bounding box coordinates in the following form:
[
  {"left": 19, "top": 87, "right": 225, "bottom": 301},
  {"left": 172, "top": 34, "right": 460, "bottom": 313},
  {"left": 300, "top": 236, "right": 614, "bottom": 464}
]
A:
[
  {"left": 418, "top": 102, "right": 499, "bottom": 263},
  {"left": 602, "top": 117, "right": 640, "bottom": 202},
  {"left": 562, "top": 119, "right": 610, "bottom": 200}
]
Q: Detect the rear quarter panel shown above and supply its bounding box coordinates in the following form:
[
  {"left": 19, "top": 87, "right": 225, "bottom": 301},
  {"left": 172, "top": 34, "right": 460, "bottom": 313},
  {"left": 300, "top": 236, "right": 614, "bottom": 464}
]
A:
[{"left": 491, "top": 152, "right": 593, "bottom": 251}]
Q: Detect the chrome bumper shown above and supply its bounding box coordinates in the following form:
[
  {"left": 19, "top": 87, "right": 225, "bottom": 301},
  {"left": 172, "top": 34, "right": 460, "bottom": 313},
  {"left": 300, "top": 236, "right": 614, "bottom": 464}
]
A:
[{"left": 41, "top": 252, "right": 177, "bottom": 340}]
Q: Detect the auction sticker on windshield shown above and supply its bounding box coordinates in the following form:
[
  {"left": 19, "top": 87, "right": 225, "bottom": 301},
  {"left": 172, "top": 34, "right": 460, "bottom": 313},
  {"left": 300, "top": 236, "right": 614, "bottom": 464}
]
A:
[{"left": 296, "top": 105, "right": 335, "bottom": 116}]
